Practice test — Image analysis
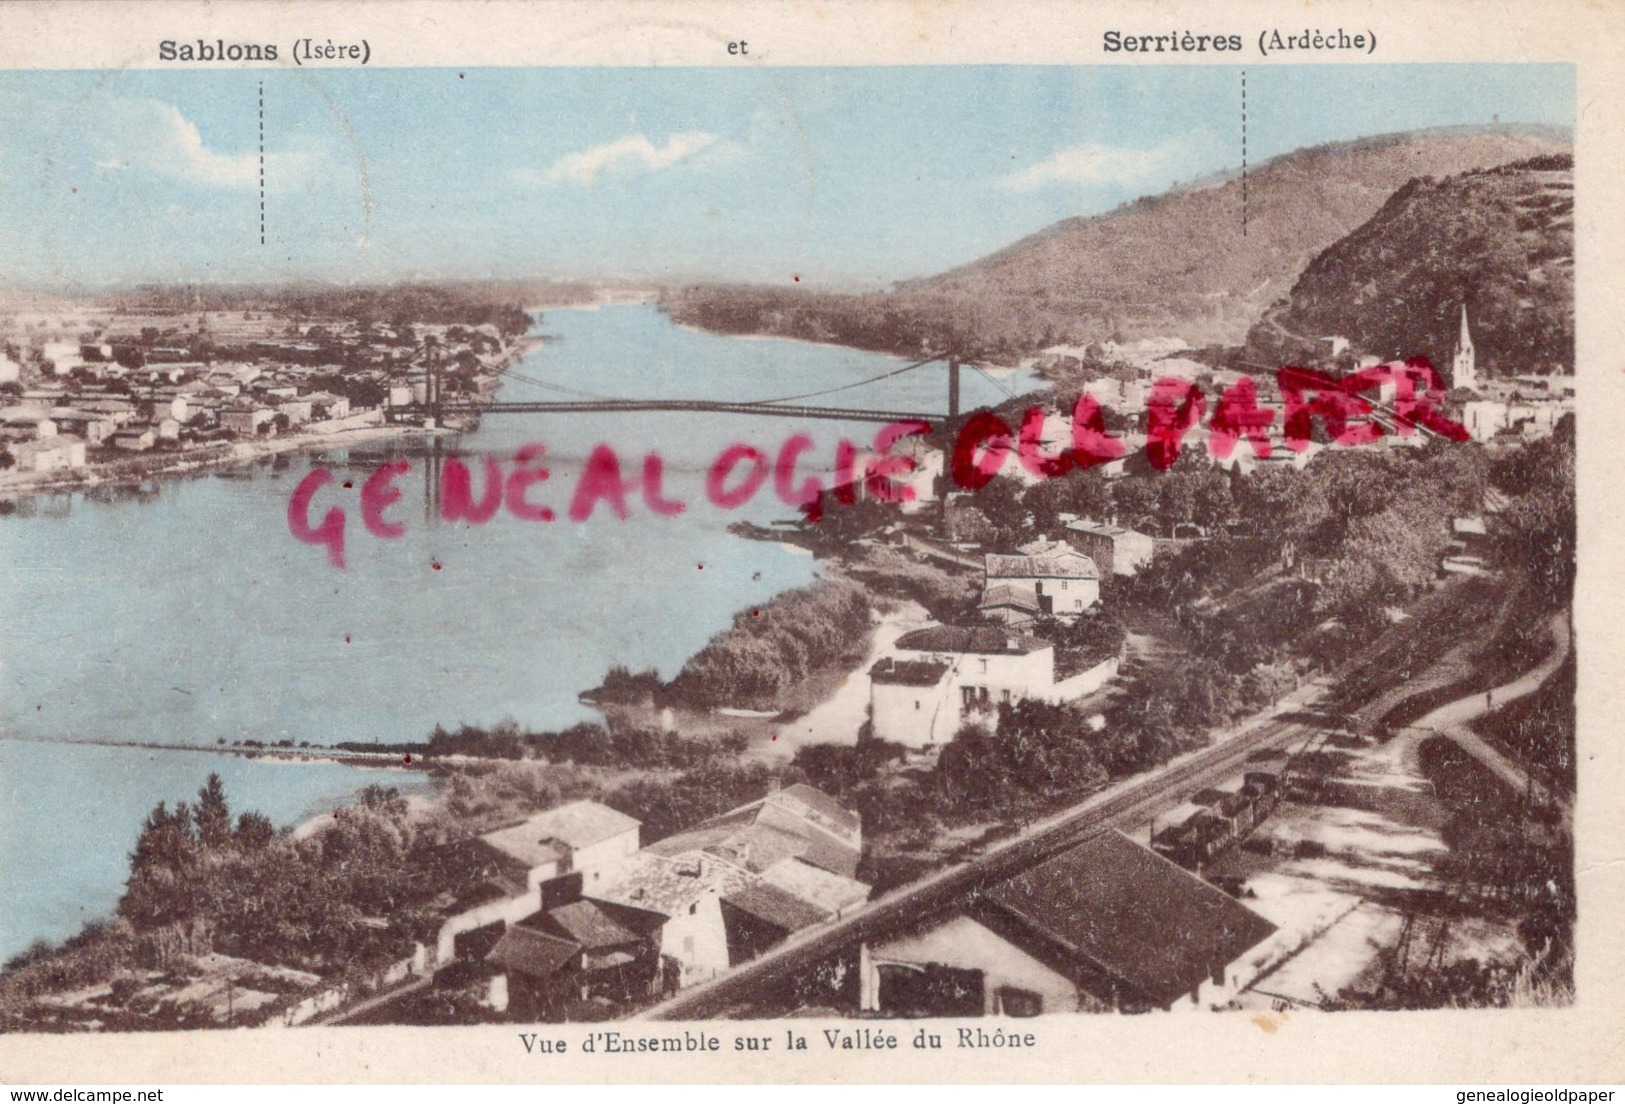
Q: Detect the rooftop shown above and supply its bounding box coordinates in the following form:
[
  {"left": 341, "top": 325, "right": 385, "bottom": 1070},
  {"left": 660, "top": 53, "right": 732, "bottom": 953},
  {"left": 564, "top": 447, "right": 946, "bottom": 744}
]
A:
[
  {"left": 596, "top": 852, "right": 755, "bottom": 918},
  {"left": 985, "top": 548, "right": 1100, "bottom": 580},
  {"left": 868, "top": 657, "right": 952, "bottom": 687},
  {"left": 895, "top": 624, "right": 1048, "bottom": 657},
  {"left": 722, "top": 881, "right": 832, "bottom": 934},
  {"left": 759, "top": 857, "right": 871, "bottom": 915},
  {"left": 540, "top": 897, "right": 664, "bottom": 950},
  {"left": 641, "top": 784, "right": 862, "bottom": 879},
  {"left": 481, "top": 800, "right": 641, "bottom": 868},
  {"left": 977, "top": 584, "right": 1042, "bottom": 614},
  {"left": 1065, "top": 519, "right": 1149, "bottom": 540},
  {"left": 486, "top": 923, "right": 579, "bottom": 980}
]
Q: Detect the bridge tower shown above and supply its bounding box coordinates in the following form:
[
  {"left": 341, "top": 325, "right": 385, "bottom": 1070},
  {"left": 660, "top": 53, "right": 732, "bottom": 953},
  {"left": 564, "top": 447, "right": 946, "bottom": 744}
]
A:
[
  {"left": 948, "top": 354, "right": 960, "bottom": 420},
  {"left": 424, "top": 335, "right": 442, "bottom": 426}
]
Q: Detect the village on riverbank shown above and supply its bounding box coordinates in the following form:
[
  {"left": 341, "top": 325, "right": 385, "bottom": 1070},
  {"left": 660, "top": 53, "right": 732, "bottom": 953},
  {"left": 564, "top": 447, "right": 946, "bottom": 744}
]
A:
[{"left": 0, "top": 284, "right": 556, "bottom": 499}]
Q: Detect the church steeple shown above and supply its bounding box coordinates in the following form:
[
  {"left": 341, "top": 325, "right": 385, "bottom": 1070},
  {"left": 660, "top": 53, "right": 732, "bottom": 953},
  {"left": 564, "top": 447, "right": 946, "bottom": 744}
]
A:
[{"left": 1452, "top": 302, "right": 1478, "bottom": 392}]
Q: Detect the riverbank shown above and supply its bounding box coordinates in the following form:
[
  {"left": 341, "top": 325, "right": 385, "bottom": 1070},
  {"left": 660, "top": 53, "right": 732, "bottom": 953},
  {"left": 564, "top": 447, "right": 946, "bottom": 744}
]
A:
[
  {"left": 0, "top": 422, "right": 449, "bottom": 503},
  {"left": 0, "top": 732, "right": 436, "bottom": 770},
  {"left": 0, "top": 331, "right": 544, "bottom": 504}
]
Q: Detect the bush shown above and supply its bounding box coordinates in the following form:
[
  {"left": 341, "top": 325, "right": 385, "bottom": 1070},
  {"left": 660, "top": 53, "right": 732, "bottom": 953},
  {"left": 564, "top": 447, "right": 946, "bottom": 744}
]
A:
[{"left": 667, "top": 580, "right": 872, "bottom": 711}]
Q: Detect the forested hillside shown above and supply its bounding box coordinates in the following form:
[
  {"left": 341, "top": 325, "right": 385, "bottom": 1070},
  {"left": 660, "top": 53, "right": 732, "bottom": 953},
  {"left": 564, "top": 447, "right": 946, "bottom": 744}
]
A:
[
  {"left": 665, "top": 126, "right": 1569, "bottom": 359},
  {"left": 1247, "top": 155, "right": 1573, "bottom": 377}
]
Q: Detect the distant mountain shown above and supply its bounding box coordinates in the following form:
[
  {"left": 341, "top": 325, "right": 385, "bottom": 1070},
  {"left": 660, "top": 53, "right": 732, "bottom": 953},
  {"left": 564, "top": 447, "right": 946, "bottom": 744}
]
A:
[
  {"left": 902, "top": 125, "right": 1569, "bottom": 349},
  {"left": 664, "top": 125, "right": 1571, "bottom": 360},
  {"left": 1247, "top": 154, "right": 1573, "bottom": 378}
]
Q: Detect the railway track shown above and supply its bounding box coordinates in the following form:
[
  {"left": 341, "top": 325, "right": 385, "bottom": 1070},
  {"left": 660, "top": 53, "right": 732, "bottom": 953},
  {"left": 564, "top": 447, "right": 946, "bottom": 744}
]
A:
[{"left": 644, "top": 701, "right": 1328, "bottom": 1020}]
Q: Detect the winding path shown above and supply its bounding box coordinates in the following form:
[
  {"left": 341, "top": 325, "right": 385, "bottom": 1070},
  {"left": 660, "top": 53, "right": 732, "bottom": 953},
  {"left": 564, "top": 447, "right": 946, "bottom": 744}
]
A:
[{"left": 1399, "top": 609, "right": 1572, "bottom": 813}]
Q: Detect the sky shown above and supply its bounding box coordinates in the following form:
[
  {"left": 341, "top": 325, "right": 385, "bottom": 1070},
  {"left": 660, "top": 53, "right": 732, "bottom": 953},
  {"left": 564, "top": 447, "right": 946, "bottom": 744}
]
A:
[{"left": 0, "top": 63, "right": 1574, "bottom": 289}]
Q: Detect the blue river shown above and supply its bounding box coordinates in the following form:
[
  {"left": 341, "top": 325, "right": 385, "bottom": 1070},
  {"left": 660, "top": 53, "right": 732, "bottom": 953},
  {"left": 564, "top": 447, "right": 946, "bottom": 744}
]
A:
[{"left": 0, "top": 303, "right": 1026, "bottom": 962}]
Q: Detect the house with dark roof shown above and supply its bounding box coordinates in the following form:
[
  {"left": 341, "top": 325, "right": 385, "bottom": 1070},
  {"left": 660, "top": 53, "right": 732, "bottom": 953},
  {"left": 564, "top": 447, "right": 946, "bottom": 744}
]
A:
[
  {"left": 486, "top": 879, "right": 669, "bottom": 1020},
  {"left": 976, "top": 583, "right": 1043, "bottom": 627},
  {"left": 984, "top": 538, "right": 1101, "bottom": 618},
  {"left": 859, "top": 830, "right": 1279, "bottom": 1016}
]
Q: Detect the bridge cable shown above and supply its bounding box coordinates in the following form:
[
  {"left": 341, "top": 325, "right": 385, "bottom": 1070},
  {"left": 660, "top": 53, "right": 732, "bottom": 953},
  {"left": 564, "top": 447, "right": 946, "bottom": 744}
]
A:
[
  {"left": 493, "top": 363, "right": 618, "bottom": 402},
  {"left": 737, "top": 352, "right": 946, "bottom": 407},
  {"left": 970, "top": 362, "right": 1019, "bottom": 402}
]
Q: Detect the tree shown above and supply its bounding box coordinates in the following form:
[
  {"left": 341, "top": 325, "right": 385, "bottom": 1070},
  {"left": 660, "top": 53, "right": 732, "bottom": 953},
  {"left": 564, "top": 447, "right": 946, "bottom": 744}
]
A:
[
  {"left": 195, "top": 773, "right": 232, "bottom": 850},
  {"left": 1246, "top": 660, "right": 1298, "bottom": 707},
  {"left": 1025, "top": 467, "right": 1111, "bottom": 533},
  {"left": 1110, "top": 476, "right": 1160, "bottom": 531},
  {"left": 234, "top": 811, "right": 276, "bottom": 849}
]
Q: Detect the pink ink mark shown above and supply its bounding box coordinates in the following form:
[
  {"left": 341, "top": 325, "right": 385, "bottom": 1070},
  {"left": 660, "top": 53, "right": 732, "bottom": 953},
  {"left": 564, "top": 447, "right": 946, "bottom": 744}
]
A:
[
  {"left": 360, "top": 459, "right": 410, "bottom": 539},
  {"left": 1145, "top": 377, "right": 1207, "bottom": 471},
  {"left": 505, "top": 443, "right": 555, "bottom": 522},
  {"left": 569, "top": 444, "right": 634, "bottom": 521},
  {"left": 287, "top": 467, "right": 346, "bottom": 569},
  {"left": 706, "top": 443, "right": 770, "bottom": 509}
]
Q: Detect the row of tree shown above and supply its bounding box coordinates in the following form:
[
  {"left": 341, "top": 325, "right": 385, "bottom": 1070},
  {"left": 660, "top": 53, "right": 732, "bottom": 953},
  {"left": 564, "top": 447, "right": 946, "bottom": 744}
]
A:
[
  {"left": 666, "top": 578, "right": 873, "bottom": 711},
  {"left": 420, "top": 717, "right": 748, "bottom": 769},
  {"left": 118, "top": 776, "right": 427, "bottom": 978}
]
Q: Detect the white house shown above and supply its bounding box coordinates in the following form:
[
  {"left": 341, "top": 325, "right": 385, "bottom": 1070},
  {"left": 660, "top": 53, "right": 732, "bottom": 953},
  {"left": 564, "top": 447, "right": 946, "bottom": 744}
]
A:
[
  {"left": 598, "top": 784, "right": 868, "bottom": 986},
  {"left": 40, "top": 341, "right": 85, "bottom": 377},
  {"left": 308, "top": 392, "right": 351, "bottom": 420},
  {"left": 12, "top": 435, "right": 86, "bottom": 471},
  {"left": 1062, "top": 518, "right": 1156, "bottom": 577},
  {"left": 219, "top": 405, "right": 275, "bottom": 436},
  {"left": 1462, "top": 400, "right": 1509, "bottom": 442},
  {"left": 111, "top": 426, "right": 157, "bottom": 451},
  {"left": 480, "top": 800, "right": 642, "bottom": 894},
  {"left": 278, "top": 398, "right": 315, "bottom": 425},
  {"left": 983, "top": 539, "right": 1101, "bottom": 618},
  {"left": 869, "top": 625, "right": 1057, "bottom": 749},
  {"left": 596, "top": 852, "right": 753, "bottom": 986}
]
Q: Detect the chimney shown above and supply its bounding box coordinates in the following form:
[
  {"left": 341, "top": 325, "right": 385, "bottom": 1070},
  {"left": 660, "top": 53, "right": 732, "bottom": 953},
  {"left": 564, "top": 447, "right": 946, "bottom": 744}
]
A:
[{"left": 767, "top": 777, "right": 781, "bottom": 795}]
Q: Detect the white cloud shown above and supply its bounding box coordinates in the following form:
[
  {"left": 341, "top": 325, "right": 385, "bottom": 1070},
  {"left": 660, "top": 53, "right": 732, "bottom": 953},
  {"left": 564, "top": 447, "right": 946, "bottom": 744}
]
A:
[
  {"left": 94, "top": 100, "right": 316, "bottom": 191},
  {"left": 998, "top": 138, "right": 1189, "bottom": 193},
  {"left": 521, "top": 131, "right": 724, "bottom": 187}
]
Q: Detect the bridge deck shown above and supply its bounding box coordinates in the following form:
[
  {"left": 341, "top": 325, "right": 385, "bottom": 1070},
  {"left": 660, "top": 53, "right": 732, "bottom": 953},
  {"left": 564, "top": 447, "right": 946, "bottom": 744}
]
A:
[{"left": 437, "top": 399, "right": 945, "bottom": 425}]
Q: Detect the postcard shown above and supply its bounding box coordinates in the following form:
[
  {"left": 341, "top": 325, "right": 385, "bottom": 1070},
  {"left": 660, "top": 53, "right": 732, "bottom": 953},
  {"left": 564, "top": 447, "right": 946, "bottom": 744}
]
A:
[{"left": 0, "top": 0, "right": 1620, "bottom": 1086}]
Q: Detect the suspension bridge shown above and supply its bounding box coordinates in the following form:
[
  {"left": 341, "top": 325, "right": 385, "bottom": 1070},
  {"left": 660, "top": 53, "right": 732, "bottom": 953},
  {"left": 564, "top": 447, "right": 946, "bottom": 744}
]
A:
[{"left": 416, "top": 339, "right": 1005, "bottom": 428}]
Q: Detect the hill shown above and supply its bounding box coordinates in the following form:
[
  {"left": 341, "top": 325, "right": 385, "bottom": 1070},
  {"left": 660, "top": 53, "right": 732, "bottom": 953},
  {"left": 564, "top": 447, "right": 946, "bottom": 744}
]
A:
[
  {"left": 1247, "top": 154, "right": 1573, "bottom": 378},
  {"left": 665, "top": 125, "right": 1569, "bottom": 359}
]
